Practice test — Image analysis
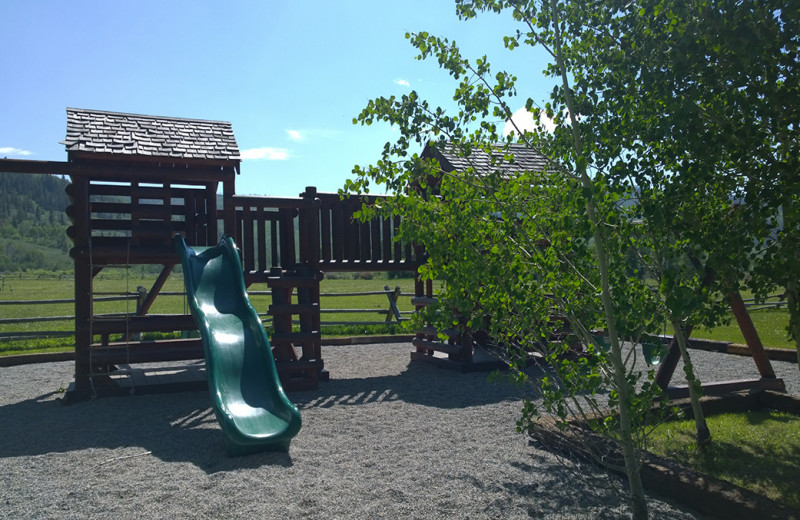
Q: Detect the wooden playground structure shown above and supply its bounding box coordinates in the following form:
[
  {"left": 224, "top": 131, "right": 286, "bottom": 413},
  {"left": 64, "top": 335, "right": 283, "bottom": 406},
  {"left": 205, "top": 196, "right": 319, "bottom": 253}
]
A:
[
  {"left": 1, "top": 108, "right": 429, "bottom": 398},
  {"left": 0, "top": 108, "right": 785, "bottom": 400}
]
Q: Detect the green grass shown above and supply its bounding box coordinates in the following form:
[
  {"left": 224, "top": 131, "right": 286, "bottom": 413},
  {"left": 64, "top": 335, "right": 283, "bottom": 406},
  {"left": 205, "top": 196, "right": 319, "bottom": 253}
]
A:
[
  {"left": 0, "top": 272, "right": 423, "bottom": 355},
  {"left": 693, "top": 308, "right": 795, "bottom": 349},
  {"left": 1, "top": 272, "right": 794, "bottom": 354},
  {"left": 647, "top": 410, "right": 800, "bottom": 508}
]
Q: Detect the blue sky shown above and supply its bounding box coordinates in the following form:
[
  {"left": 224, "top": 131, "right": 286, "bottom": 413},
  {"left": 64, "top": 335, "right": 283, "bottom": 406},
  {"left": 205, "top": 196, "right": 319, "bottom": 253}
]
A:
[{"left": 1, "top": 1, "right": 553, "bottom": 196}]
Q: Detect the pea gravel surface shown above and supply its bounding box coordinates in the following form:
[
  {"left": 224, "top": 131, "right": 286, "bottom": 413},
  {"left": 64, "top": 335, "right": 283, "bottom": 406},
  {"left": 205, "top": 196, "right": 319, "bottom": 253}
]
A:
[{"left": 1, "top": 342, "right": 796, "bottom": 519}]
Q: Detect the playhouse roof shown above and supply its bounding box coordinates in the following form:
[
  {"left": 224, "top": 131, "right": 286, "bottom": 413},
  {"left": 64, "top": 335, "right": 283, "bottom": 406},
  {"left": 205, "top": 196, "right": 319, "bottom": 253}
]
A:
[
  {"left": 62, "top": 108, "right": 240, "bottom": 162},
  {"left": 422, "top": 142, "right": 553, "bottom": 176}
]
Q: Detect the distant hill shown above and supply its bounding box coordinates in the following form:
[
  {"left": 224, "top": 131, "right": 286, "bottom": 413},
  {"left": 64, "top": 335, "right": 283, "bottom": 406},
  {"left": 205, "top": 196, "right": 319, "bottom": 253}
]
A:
[{"left": 0, "top": 172, "right": 72, "bottom": 272}]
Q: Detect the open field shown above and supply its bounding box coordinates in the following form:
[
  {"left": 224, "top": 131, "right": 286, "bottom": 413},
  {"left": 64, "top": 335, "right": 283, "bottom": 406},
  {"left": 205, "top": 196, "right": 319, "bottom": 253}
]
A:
[
  {"left": 0, "top": 274, "right": 423, "bottom": 354},
  {"left": 0, "top": 273, "right": 795, "bottom": 355},
  {"left": 694, "top": 307, "right": 795, "bottom": 349}
]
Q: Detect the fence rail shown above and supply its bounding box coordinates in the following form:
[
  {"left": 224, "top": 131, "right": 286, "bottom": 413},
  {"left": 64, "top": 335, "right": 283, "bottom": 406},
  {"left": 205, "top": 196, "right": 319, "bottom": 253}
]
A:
[{"left": 0, "top": 286, "right": 413, "bottom": 342}]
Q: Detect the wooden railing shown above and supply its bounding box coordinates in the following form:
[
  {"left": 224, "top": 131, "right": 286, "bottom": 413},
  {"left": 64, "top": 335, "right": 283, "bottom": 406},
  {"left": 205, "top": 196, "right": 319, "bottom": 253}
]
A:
[
  {"left": 314, "top": 190, "right": 419, "bottom": 272},
  {"left": 230, "top": 188, "right": 421, "bottom": 279},
  {"left": 66, "top": 179, "right": 218, "bottom": 265}
]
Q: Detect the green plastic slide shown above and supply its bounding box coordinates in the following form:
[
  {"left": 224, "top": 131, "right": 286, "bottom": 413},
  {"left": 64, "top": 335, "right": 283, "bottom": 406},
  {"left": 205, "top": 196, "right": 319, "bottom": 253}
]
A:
[{"left": 174, "top": 235, "right": 301, "bottom": 456}]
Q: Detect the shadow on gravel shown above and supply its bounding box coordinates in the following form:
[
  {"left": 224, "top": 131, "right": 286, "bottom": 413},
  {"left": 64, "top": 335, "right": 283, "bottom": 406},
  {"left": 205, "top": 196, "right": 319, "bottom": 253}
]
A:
[
  {"left": 293, "top": 359, "right": 544, "bottom": 410},
  {"left": 0, "top": 359, "right": 543, "bottom": 472},
  {"left": 0, "top": 390, "right": 293, "bottom": 473}
]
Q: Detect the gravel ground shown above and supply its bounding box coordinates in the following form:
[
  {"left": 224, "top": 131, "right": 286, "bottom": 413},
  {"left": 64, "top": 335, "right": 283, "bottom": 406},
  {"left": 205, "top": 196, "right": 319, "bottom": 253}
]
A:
[{"left": 1, "top": 343, "right": 796, "bottom": 519}]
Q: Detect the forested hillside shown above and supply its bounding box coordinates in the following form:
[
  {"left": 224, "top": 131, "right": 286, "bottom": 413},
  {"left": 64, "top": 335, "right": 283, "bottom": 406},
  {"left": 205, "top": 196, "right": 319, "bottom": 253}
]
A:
[{"left": 0, "top": 172, "right": 72, "bottom": 272}]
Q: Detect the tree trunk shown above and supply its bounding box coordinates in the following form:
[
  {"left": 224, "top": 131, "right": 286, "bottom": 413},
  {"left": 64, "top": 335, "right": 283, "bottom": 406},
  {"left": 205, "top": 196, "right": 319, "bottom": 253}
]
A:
[
  {"left": 671, "top": 321, "right": 711, "bottom": 447},
  {"left": 550, "top": 1, "right": 648, "bottom": 515},
  {"left": 782, "top": 192, "right": 800, "bottom": 374},
  {"left": 787, "top": 284, "right": 800, "bottom": 374}
]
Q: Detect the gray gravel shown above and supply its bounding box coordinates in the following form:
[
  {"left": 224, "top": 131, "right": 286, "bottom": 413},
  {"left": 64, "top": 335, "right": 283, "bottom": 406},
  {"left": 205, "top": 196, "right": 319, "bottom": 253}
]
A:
[{"left": 1, "top": 343, "right": 796, "bottom": 519}]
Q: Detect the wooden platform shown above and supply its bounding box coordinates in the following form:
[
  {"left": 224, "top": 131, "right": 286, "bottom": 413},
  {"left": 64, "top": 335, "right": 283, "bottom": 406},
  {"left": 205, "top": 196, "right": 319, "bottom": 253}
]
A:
[
  {"left": 63, "top": 360, "right": 328, "bottom": 402},
  {"left": 64, "top": 361, "right": 208, "bottom": 402}
]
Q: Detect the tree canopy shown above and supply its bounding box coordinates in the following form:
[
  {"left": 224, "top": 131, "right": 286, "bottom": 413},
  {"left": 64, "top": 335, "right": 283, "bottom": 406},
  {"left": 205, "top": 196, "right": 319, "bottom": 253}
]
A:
[{"left": 349, "top": 2, "right": 799, "bottom": 517}]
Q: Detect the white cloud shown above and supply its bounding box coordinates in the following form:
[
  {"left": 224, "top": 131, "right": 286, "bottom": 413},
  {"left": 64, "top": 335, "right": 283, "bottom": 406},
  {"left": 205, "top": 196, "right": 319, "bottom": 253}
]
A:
[
  {"left": 287, "top": 130, "right": 304, "bottom": 141},
  {"left": 503, "top": 107, "right": 556, "bottom": 137},
  {"left": 240, "top": 147, "right": 290, "bottom": 160},
  {"left": 0, "top": 146, "right": 33, "bottom": 157},
  {"left": 394, "top": 78, "right": 411, "bottom": 87}
]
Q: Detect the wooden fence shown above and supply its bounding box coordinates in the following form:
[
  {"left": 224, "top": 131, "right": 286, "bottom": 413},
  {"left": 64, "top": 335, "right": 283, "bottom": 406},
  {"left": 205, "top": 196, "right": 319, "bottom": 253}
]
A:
[{"left": 0, "top": 285, "right": 414, "bottom": 341}]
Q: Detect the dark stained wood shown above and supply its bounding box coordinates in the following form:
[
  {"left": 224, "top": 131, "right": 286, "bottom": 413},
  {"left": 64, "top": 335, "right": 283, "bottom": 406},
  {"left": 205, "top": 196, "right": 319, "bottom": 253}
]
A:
[
  {"left": 321, "top": 201, "right": 332, "bottom": 261},
  {"left": 360, "top": 220, "right": 371, "bottom": 261},
  {"left": 667, "top": 378, "right": 786, "bottom": 400},
  {"left": 270, "top": 219, "right": 279, "bottom": 266},
  {"left": 332, "top": 203, "right": 344, "bottom": 262},
  {"left": 268, "top": 303, "right": 319, "bottom": 315},
  {"left": 34, "top": 146, "right": 425, "bottom": 392},
  {"left": 88, "top": 338, "right": 204, "bottom": 364},
  {"left": 371, "top": 219, "right": 382, "bottom": 261},
  {"left": 89, "top": 315, "right": 197, "bottom": 335},
  {"left": 412, "top": 337, "right": 466, "bottom": 355},
  {"left": 279, "top": 208, "right": 296, "bottom": 266},
  {"left": 233, "top": 195, "right": 318, "bottom": 210},
  {"left": 0, "top": 158, "right": 72, "bottom": 174},
  {"left": 257, "top": 207, "right": 267, "bottom": 272},
  {"left": 654, "top": 334, "right": 685, "bottom": 390},
  {"left": 728, "top": 290, "right": 777, "bottom": 379},
  {"left": 185, "top": 191, "right": 198, "bottom": 244},
  {"left": 243, "top": 206, "right": 255, "bottom": 271},
  {"left": 315, "top": 259, "right": 416, "bottom": 271},
  {"left": 382, "top": 217, "right": 392, "bottom": 261},
  {"left": 393, "top": 216, "right": 402, "bottom": 261},
  {"left": 206, "top": 183, "right": 218, "bottom": 245},
  {"left": 267, "top": 267, "right": 325, "bottom": 388},
  {"left": 72, "top": 177, "right": 92, "bottom": 393}
]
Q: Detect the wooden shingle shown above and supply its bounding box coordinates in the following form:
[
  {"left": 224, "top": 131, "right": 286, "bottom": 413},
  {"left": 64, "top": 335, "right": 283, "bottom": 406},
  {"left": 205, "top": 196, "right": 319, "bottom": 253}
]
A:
[
  {"left": 422, "top": 141, "right": 553, "bottom": 176},
  {"left": 62, "top": 108, "right": 240, "bottom": 162}
]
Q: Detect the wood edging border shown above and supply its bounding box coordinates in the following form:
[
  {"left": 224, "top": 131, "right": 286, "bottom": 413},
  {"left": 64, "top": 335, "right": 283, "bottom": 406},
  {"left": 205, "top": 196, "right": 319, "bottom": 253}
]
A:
[{"left": 528, "top": 391, "right": 800, "bottom": 519}]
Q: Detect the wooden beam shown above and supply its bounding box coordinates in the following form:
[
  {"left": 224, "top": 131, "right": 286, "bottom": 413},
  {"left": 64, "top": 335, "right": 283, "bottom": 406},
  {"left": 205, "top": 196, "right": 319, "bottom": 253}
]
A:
[
  {"left": 0, "top": 158, "right": 236, "bottom": 183},
  {"left": 728, "top": 290, "right": 777, "bottom": 379},
  {"left": 667, "top": 378, "right": 786, "bottom": 400},
  {"left": 136, "top": 265, "right": 175, "bottom": 317},
  {"left": 0, "top": 158, "right": 71, "bottom": 174}
]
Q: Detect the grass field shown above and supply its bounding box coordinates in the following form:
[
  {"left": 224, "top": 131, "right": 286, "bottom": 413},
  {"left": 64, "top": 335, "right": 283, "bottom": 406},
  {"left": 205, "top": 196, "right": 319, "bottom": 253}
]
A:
[
  {"left": 0, "top": 272, "right": 423, "bottom": 355},
  {"left": 0, "top": 272, "right": 795, "bottom": 355},
  {"left": 647, "top": 409, "right": 800, "bottom": 508},
  {"left": 693, "top": 308, "right": 795, "bottom": 349}
]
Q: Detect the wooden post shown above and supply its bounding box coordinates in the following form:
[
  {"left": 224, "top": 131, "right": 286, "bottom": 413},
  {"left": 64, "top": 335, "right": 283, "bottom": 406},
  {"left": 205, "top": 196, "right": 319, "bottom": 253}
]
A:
[
  {"left": 729, "top": 290, "right": 777, "bottom": 379},
  {"left": 299, "top": 186, "right": 320, "bottom": 266},
  {"left": 134, "top": 285, "right": 147, "bottom": 341},
  {"left": 207, "top": 182, "right": 218, "bottom": 245},
  {"left": 384, "top": 285, "right": 402, "bottom": 322},
  {"left": 222, "top": 178, "right": 235, "bottom": 241},
  {"left": 70, "top": 175, "right": 92, "bottom": 395},
  {"left": 654, "top": 328, "right": 691, "bottom": 391},
  {"left": 279, "top": 208, "right": 296, "bottom": 267}
]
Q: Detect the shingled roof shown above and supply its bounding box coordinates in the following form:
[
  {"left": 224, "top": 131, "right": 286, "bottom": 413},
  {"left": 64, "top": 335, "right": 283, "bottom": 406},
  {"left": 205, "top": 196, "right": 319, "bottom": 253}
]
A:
[
  {"left": 422, "top": 142, "right": 553, "bottom": 176},
  {"left": 62, "top": 108, "right": 240, "bottom": 162}
]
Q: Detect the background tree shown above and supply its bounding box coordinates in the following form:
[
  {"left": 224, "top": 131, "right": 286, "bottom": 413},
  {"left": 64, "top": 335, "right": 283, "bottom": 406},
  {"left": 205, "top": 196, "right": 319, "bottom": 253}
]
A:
[
  {"left": 349, "top": 4, "right": 673, "bottom": 517},
  {"left": 553, "top": 0, "right": 800, "bottom": 371},
  {"left": 350, "top": 1, "right": 798, "bottom": 516}
]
